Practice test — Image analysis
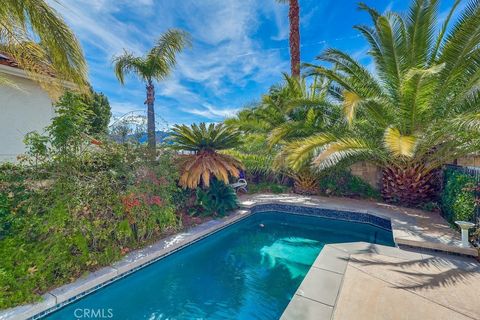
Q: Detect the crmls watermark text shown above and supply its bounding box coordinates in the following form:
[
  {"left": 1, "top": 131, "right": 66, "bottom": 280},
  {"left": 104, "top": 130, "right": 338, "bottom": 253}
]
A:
[{"left": 73, "top": 308, "right": 114, "bottom": 319}]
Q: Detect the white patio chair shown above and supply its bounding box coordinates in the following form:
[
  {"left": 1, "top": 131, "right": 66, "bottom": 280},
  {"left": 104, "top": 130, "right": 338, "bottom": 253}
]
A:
[{"left": 229, "top": 178, "right": 247, "bottom": 193}]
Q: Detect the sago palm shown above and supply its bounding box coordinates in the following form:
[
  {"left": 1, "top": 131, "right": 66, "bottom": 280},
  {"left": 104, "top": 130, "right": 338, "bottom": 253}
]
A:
[
  {"left": 0, "top": 0, "right": 88, "bottom": 94},
  {"left": 286, "top": 0, "right": 480, "bottom": 205},
  {"left": 169, "top": 123, "right": 244, "bottom": 189},
  {"left": 113, "top": 29, "right": 190, "bottom": 150}
]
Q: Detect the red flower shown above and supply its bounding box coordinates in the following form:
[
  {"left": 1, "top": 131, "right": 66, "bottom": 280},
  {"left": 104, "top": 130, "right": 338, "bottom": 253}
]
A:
[
  {"left": 121, "top": 193, "right": 142, "bottom": 212},
  {"left": 91, "top": 139, "right": 102, "bottom": 146},
  {"left": 148, "top": 195, "right": 164, "bottom": 206}
]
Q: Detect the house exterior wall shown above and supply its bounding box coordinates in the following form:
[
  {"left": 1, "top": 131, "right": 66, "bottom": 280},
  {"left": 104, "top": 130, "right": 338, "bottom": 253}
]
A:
[{"left": 0, "top": 72, "right": 54, "bottom": 162}]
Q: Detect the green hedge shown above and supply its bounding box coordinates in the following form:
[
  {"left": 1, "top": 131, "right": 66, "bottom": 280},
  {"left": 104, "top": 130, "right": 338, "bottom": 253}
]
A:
[{"left": 441, "top": 169, "right": 478, "bottom": 224}]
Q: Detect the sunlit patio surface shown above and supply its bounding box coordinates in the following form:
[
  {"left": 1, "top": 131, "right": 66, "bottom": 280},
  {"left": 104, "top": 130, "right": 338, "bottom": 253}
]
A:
[{"left": 334, "top": 247, "right": 480, "bottom": 320}]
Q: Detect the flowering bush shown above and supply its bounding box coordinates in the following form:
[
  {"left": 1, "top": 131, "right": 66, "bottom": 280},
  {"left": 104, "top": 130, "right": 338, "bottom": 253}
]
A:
[{"left": 0, "top": 146, "right": 181, "bottom": 308}]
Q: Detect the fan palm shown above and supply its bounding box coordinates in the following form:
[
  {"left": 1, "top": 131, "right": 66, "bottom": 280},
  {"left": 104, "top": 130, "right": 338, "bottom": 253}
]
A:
[
  {"left": 286, "top": 0, "right": 480, "bottom": 205},
  {"left": 277, "top": 0, "right": 301, "bottom": 77},
  {"left": 0, "top": 0, "right": 88, "bottom": 94},
  {"left": 169, "top": 123, "right": 244, "bottom": 189},
  {"left": 113, "top": 29, "right": 190, "bottom": 150}
]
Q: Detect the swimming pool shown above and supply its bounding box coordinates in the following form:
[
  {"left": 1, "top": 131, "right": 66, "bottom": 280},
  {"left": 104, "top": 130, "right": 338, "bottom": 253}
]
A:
[{"left": 43, "top": 210, "right": 394, "bottom": 319}]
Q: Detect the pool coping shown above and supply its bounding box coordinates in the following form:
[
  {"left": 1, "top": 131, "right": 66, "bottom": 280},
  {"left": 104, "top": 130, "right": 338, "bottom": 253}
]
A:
[{"left": 1, "top": 198, "right": 475, "bottom": 319}]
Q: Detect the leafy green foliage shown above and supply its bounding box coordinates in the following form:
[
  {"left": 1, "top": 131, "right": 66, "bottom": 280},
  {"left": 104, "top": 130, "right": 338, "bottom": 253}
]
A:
[
  {"left": 195, "top": 180, "right": 239, "bottom": 216},
  {"left": 318, "top": 168, "right": 380, "bottom": 199},
  {"left": 54, "top": 89, "right": 112, "bottom": 137},
  {"left": 48, "top": 92, "right": 93, "bottom": 158},
  {"left": 83, "top": 88, "right": 111, "bottom": 136},
  {"left": 441, "top": 170, "right": 478, "bottom": 223},
  {"left": 0, "top": 148, "right": 182, "bottom": 308},
  {"left": 247, "top": 182, "right": 291, "bottom": 194}
]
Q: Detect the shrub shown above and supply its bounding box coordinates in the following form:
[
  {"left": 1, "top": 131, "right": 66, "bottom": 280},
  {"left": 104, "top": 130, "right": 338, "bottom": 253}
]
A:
[
  {"left": 195, "top": 180, "right": 239, "bottom": 216},
  {"left": 441, "top": 170, "right": 477, "bottom": 223},
  {"left": 0, "top": 147, "right": 182, "bottom": 308},
  {"left": 247, "top": 182, "right": 291, "bottom": 194},
  {"left": 318, "top": 168, "right": 380, "bottom": 199}
]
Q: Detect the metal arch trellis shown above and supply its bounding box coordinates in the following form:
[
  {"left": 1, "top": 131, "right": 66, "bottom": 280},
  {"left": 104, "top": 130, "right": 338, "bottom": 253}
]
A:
[{"left": 109, "top": 110, "right": 170, "bottom": 132}]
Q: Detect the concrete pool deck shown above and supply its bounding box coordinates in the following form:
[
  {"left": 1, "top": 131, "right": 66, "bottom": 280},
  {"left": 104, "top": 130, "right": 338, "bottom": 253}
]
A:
[
  {"left": 281, "top": 242, "right": 480, "bottom": 320},
  {"left": 1, "top": 193, "right": 478, "bottom": 319}
]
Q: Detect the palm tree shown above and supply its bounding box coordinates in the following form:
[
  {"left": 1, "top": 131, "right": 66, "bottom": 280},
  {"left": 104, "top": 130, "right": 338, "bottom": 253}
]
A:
[
  {"left": 0, "top": 0, "right": 88, "bottom": 93},
  {"left": 285, "top": 0, "right": 480, "bottom": 205},
  {"left": 113, "top": 29, "right": 190, "bottom": 150},
  {"left": 226, "top": 75, "right": 340, "bottom": 194},
  {"left": 169, "top": 123, "right": 244, "bottom": 189},
  {"left": 277, "top": 0, "right": 301, "bottom": 77}
]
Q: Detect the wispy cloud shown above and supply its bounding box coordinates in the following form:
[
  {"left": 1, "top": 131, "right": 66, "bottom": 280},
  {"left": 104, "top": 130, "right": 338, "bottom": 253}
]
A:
[
  {"left": 49, "top": 0, "right": 290, "bottom": 123},
  {"left": 182, "top": 103, "right": 240, "bottom": 120}
]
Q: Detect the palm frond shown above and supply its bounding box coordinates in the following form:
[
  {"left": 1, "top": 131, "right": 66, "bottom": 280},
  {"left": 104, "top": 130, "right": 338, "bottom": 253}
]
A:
[
  {"left": 170, "top": 123, "right": 240, "bottom": 152},
  {"left": 178, "top": 152, "right": 243, "bottom": 189},
  {"left": 1, "top": 0, "right": 88, "bottom": 94},
  {"left": 112, "top": 51, "right": 146, "bottom": 85},
  {"left": 285, "top": 133, "right": 339, "bottom": 170},
  {"left": 450, "top": 112, "right": 480, "bottom": 131},
  {"left": 342, "top": 90, "right": 361, "bottom": 125},
  {"left": 437, "top": 0, "right": 480, "bottom": 99},
  {"left": 148, "top": 29, "right": 191, "bottom": 81},
  {"left": 406, "top": 0, "right": 438, "bottom": 67},
  {"left": 312, "top": 137, "right": 382, "bottom": 170},
  {"left": 383, "top": 127, "right": 417, "bottom": 157},
  {"left": 429, "top": 0, "right": 461, "bottom": 63}
]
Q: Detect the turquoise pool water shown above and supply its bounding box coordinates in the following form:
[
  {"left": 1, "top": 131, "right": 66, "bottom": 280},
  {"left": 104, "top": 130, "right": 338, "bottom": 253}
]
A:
[{"left": 44, "top": 211, "right": 394, "bottom": 320}]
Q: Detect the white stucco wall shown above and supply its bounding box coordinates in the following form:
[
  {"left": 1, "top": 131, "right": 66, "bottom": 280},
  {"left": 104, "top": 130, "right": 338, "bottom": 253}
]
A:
[{"left": 0, "top": 71, "right": 54, "bottom": 162}]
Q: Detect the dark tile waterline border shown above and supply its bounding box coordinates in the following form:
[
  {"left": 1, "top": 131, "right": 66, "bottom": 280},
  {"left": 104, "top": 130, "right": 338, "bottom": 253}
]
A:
[
  {"left": 250, "top": 203, "right": 392, "bottom": 232},
  {"left": 0, "top": 205, "right": 394, "bottom": 320}
]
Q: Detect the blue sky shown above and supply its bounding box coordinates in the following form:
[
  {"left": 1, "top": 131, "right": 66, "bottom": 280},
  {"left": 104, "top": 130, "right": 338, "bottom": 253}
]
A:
[{"left": 49, "top": 0, "right": 460, "bottom": 127}]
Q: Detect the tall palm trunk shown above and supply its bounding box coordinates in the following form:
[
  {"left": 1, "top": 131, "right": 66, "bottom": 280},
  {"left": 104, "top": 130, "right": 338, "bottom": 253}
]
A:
[
  {"left": 288, "top": 0, "right": 300, "bottom": 77},
  {"left": 382, "top": 163, "right": 440, "bottom": 205},
  {"left": 145, "top": 80, "right": 156, "bottom": 150}
]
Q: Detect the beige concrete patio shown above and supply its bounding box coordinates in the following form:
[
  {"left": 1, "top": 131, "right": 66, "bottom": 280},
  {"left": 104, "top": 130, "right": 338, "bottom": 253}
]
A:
[
  {"left": 239, "top": 193, "right": 479, "bottom": 257},
  {"left": 281, "top": 242, "right": 480, "bottom": 320},
  {"left": 334, "top": 247, "right": 480, "bottom": 320}
]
